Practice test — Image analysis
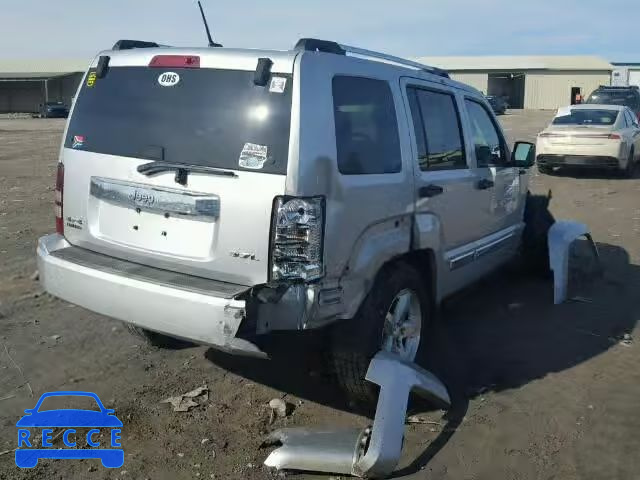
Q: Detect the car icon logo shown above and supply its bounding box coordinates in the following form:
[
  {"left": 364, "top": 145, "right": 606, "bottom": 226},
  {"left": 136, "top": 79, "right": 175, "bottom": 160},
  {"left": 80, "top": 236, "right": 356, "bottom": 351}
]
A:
[{"left": 15, "top": 391, "right": 124, "bottom": 468}]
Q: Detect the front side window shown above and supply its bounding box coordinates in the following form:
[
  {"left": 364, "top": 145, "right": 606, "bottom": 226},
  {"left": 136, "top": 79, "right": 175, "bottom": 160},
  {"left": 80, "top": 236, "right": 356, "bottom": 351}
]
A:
[
  {"left": 332, "top": 76, "right": 401, "bottom": 175},
  {"left": 465, "top": 99, "right": 506, "bottom": 167},
  {"left": 408, "top": 88, "right": 466, "bottom": 171}
]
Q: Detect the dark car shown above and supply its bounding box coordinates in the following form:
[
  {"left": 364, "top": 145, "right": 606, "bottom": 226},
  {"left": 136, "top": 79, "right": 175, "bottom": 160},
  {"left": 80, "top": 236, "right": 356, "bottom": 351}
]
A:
[
  {"left": 486, "top": 95, "right": 508, "bottom": 115},
  {"left": 38, "top": 102, "right": 69, "bottom": 118},
  {"left": 586, "top": 86, "right": 640, "bottom": 120}
]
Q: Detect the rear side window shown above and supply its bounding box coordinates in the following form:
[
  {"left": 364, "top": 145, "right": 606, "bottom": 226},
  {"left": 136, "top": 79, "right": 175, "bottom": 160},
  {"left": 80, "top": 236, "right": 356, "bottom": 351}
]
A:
[
  {"left": 465, "top": 99, "right": 507, "bottom": 167},
  {"left": 65, "top": 67, "right": 293, "bottom": 174},
  {"left": 332, "top": 76, "right": 401, "bottom": 175},
  {"left": 408, "top": 88, "right": 466, "bottom": 171}
]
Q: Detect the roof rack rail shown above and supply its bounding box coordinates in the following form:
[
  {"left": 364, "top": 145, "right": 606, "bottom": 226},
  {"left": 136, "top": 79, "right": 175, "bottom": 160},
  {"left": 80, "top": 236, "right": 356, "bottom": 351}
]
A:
[
  {"left": 112, "top": 40, "right": 160, "bottom": 51},
  {"left": 598, "top": 84, "right": 639, "bottom": 89},
  {"left": 294, "top": 38, "right": 449, "bottom": 78}
]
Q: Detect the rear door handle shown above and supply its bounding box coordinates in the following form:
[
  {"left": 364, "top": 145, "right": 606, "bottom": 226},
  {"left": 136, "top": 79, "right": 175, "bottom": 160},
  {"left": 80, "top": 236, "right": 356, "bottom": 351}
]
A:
[
  {"left": 476, "top": 178, "right": 494, "bottom": 190},
  {"left": 418, "top": 184, "right": 444, "bottom": 198}
]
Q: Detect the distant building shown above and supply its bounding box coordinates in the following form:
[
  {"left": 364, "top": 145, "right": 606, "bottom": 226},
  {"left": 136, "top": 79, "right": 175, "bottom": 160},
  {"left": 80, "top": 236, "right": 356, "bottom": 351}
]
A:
[
  {"left": 0, "top": 54, "right": 624, "bottom": 113},
  {"left": 0, "top": 59, "right": 88, "bottom": 113},
  {"left": 610, "top": 63, "right": 640, "bottom": 88},
  {"left": 415, "top": 55, "right": 613, "bottom": 109}
]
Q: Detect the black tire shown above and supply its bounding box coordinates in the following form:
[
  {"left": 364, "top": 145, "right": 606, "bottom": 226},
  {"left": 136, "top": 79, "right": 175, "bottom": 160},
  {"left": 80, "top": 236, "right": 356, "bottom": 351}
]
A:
[
  {"left": 125, "top": 324, "right": 195, "bottom": 349},
  {"left": 326, "top": 262, "right": 432, "bottom": 410},
  {"left": 537, "top": 164, "right": 553, "bottom": 175},
  {"left": 521, "top": 191, "right": 555, "bottom": 276},
  {"left": 621, "top": 149, "right": 635, "bottom": 178}
]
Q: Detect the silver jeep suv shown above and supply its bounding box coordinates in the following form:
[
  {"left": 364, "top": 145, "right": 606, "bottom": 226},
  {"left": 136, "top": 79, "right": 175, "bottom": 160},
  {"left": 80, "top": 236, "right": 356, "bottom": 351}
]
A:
[{"left": 38, "top": 38, "right": 538, "bottom": 405}]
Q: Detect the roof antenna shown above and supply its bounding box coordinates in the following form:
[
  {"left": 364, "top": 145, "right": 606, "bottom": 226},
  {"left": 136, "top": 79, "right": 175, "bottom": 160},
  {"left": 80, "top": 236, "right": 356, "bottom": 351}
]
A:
[{"left": 197, "top": 1, "right": 222, "bottom": 47}]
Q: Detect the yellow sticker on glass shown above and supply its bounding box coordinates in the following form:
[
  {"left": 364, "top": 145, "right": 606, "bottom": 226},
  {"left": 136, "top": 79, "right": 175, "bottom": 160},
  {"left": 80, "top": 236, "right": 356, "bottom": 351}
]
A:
[{"left": 86, "top": 71, "right": 97, "bottom": 87}]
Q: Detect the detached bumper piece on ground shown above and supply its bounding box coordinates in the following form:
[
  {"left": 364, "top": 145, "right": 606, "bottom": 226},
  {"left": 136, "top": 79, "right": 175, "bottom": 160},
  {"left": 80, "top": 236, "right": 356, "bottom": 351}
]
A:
[
  {"left": 548, "top": 220, "right": 600, "bottom": 304},
  {"left": 262, "top": 351, "right": 451, "bottom": 478}
]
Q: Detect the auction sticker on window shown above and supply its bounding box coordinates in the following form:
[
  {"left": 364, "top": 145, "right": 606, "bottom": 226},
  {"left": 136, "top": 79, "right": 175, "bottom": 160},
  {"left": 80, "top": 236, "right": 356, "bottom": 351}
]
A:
[
  {"left": 86, "top": 71, "right": 97, "bottom": 87},
  {"left": 269, "top": 77, "right": 287, "bottom": 93},
  {"left": 239, "top": 143, "right": 268, "bottom": 169}
]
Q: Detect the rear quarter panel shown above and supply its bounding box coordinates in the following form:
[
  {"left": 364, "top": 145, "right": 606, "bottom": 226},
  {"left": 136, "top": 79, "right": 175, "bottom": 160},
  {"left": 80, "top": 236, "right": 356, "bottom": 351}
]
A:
[{"left": 289, "top": 53, "right": 415, "bottom": 318}]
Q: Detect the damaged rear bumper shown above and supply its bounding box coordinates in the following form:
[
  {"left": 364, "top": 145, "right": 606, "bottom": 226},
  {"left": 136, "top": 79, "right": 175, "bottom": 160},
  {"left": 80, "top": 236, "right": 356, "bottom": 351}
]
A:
[{"left": 37, "top": 234, "right": 263, "bottom": 356}]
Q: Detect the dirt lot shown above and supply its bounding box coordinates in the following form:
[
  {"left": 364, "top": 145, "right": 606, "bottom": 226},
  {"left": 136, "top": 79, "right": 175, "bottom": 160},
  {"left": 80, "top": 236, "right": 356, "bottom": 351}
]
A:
[{"left": 1, "top": 112, "right": 639, "bottom": 480}]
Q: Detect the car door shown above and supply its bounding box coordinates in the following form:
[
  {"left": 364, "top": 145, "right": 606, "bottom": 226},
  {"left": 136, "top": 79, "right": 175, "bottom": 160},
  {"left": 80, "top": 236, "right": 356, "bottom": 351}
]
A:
[
  {"left": 401, "top": 78, "right": 495, "bottom": 295},
  {"left": 462, "top": 97, "right": 523, "bottom": 241},
  {"left": 624, "top": 108, "right": 640, "bottom": 160}
]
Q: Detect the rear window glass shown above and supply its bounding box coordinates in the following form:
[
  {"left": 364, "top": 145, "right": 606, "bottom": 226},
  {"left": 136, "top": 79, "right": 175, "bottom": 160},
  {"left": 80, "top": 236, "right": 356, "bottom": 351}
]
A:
[
  {"left": 332, "top": 76, "right": 401, "bottom": 175},
  {"left": 553, "top": 109, "right": 619, "bottom": 125},
  {"left": 586, "top": 90, "right": 639, "bottom": 108},
  {"left": 65, "top": 67, "right": 293, "bottom": 175}
]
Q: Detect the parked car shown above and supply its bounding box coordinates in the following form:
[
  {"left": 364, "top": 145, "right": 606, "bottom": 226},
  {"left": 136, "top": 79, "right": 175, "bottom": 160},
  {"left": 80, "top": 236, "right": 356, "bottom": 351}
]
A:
[
  {"left": 37, "top": 38, "right": 541, "bottom": 408},
  {"left": 536, "top": 104, "right": 640, "bottom": 176},
  {"left": 585, "top": 85, "right": 640, "bottom": 120},
  {"left": 486, "top": 95, "right": 508, "bottom": 115},
  {"left": 38, "top": 101, "right": 69, "bottom": 118}
]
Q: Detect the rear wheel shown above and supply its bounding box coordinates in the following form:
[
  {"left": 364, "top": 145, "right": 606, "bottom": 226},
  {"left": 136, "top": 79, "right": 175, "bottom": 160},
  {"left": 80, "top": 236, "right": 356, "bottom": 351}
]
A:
[
  {"left": 622, "top": 148, "right": 635, "bottom": 178},
  {"left": 326, "top": 262, "right": 431, "bottom": 410},
  {"left": 126, "top": 324, "right": 194, "bottom": 349}
]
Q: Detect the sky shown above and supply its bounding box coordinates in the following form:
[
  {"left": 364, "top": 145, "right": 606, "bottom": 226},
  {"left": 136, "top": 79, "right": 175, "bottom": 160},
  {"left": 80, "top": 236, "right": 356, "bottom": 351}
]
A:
[{"left": 2, "top": 0, "right": 639, "bottom": 61}]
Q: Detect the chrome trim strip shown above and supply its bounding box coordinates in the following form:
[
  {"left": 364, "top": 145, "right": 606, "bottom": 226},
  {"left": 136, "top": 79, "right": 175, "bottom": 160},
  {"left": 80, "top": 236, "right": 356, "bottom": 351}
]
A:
[
  {"left": 448, "top": 231, "right": 515, "bottom": 271},
  {"left": 90, "top": 177, "right": 220, "bottom": 221}
]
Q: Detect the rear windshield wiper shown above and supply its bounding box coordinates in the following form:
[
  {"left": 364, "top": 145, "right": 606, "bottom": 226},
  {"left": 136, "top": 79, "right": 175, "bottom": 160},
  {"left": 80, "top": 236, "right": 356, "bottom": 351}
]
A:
[{"left": 137, "top": 161, "right": 237, "bottom": 186}]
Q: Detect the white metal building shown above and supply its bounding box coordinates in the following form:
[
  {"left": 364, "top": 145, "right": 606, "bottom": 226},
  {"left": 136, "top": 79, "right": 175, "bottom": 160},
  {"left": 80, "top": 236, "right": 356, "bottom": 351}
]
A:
[
  {"left": 415, "top": 56, "right": 613, "bottom": 109},
  {"left": 0, "top": 59, "right": 87, "bottom": 113},
  {"left": 611, "top": 63, "right": 640, "bottom": 88}
]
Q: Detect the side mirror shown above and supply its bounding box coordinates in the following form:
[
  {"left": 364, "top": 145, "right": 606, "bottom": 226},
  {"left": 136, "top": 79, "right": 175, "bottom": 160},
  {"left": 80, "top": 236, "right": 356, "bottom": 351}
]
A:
[
  {"left": 512, "top": 141, "right": 536, "bottom": 168},
  {"left": 476, "top": 145, "right": 493, "bottom": 165}
]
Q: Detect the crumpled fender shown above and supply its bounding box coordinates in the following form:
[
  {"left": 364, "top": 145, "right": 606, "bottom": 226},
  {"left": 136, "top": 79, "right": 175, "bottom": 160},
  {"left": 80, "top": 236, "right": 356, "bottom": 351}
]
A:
[{"left": 548, "top": 220, "right": 599, "bottom": 304}]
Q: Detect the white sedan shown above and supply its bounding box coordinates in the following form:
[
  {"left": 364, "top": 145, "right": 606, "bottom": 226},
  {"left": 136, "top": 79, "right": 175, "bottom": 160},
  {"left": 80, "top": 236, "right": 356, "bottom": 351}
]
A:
[{"left": 536, "top": 104, "right": 640, "bottom": 177}]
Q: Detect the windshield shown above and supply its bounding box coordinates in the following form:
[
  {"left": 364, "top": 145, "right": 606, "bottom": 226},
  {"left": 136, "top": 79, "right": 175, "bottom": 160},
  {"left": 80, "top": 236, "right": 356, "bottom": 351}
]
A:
[
  {"left": 552, "top": 109, "right": 619, "bottom": 125},
  {"left": 65, "top": 66, "right": 293, "bottom": 175},
  {"left": 586, "top": 90, "right": 639, "bottom": 108}
]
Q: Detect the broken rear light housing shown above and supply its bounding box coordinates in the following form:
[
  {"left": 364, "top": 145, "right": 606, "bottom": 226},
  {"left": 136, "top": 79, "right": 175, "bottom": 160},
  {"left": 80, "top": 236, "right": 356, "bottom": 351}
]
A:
[{"left": 270, "top": 197, "right": 325, "bottom": 282}]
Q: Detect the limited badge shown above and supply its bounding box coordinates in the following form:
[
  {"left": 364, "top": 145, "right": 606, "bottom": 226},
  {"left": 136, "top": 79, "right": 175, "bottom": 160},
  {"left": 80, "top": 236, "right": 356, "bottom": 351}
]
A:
[
  {"left": 158, "top": 72, "right": 180, "bottom": 87},
  {"left": 72, "top": 135, "right": 85, "bottom": 149},
  {"left": 86, "top": 71, "right": 97, "bottom": 87},
  {"left": 269, "top": 77, "right": 287, "bottom": 93},
  {"left": 239, "top": 143, "right": 268, "bottom": 169}
]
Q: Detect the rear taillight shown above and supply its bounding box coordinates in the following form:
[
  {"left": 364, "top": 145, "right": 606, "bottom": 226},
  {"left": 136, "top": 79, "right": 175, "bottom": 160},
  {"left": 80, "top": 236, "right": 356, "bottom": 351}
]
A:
[
  {"left": 149, "top": 55, "right": 200, "bottom": 68},
  {"left": 55, "top": 163, "right": 64, "bottom": 234},
  {"left": 270, "top": 197, "right": 325, "bottom": 282},
  {"left": 608, "top": 133, "right": 621, "bottom": 140}
]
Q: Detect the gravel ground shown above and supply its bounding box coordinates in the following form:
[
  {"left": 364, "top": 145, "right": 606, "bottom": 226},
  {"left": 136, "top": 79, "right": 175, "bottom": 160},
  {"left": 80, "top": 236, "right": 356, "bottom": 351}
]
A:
[{"left": 1, "top": 113, "right": 639, "bottom": 480}]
